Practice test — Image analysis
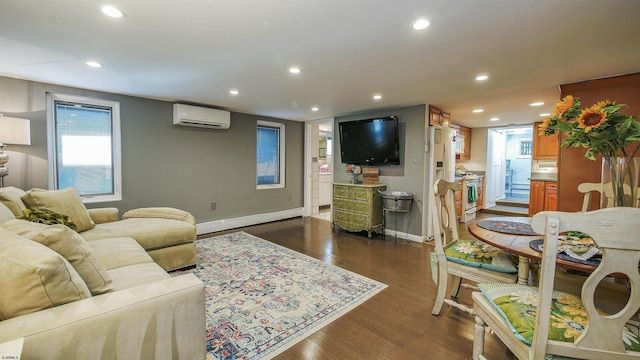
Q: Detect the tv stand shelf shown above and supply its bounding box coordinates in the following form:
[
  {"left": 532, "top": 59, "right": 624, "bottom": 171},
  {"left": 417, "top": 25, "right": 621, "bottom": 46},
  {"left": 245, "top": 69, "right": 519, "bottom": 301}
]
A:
[{"left": 332, "top": 183, "right": 386, "bottom": 238}]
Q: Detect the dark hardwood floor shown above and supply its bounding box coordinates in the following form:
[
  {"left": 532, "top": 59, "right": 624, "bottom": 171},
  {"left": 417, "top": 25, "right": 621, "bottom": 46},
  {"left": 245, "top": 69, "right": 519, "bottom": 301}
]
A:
[{"left": 199, "top": 212, "right": 518, "bottom": 360}]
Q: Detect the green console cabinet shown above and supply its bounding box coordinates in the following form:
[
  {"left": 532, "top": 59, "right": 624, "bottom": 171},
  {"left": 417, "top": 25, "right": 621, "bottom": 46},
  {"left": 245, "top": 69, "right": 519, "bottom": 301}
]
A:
[{"left": 332, "top": 183, "right": 386, "bottom": 238}]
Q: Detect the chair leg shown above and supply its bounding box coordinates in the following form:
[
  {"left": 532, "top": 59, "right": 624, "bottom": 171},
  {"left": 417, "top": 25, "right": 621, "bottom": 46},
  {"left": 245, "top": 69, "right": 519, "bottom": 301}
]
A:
[
  {"left": 473, "top": 315, "right": 486, "bottom": 360},
  {"left": 431, "top": 263, "right": 448, "bottom": 315},
  {"left": 450, "top": 275, "right": 462, "bottom": 298}
]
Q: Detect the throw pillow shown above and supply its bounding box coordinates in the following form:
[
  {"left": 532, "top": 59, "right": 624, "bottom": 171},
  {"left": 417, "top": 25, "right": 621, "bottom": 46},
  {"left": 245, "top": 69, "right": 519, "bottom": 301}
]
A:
[
  {"left": 21, "top": 187, "right": 95, "bottom": 232},
  {"left": 478, "top": 283, "right": 640, "bottom": 352},
  {"left": 0, "top": 186, "right": 28, "bottom": 217},
  {"left": 21, "top": 208, "right": 78, "bottom": 231},
  {"left": 21, "top": 225, "right": 114, "bottom": 295},
  {"left": 123, "top": 207, "right": 196, "bottom": 225},
  {"left": 0, "top": 228, "right": 91, "bottom": 320},
  {"left": 445, "top": 240, "right": 518, "bottom": 273}
]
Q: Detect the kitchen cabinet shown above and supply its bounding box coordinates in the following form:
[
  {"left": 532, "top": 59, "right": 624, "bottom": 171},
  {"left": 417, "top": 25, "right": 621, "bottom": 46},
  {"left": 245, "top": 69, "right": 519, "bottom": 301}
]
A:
[
  {"left": 455, "top": 179, "right": 463, "bottom": 220},
  {"left": 429, "top": 105, "right": 450, "bottom": 127},
  {"left": 319, "top": 174, "right": 332, "bottom": 206},
  {"left": 532, "top": 121, "right": 559, "bottom": 160},
  {"left": 332, "top": 183, "right": 386, "bottom": 238},
  {"left": 476, "top": 176, "right": 484, "bottom": 211},
  {"left": 529, "top": 180, "right": 558, "bottom": 216}
]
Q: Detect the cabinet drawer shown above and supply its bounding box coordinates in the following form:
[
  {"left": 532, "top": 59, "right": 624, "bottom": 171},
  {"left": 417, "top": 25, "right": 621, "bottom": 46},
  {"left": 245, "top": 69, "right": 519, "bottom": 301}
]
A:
[
  {"left": 333, "top": 210, "right": 351, "bottom": 223},
  {"left": 352, "top": 188, "right": 370, "bottom": 201},
  {"left": 333, "top": 186, "right": 349, "bottom": 199},
  {"left": 351, "top": 200, "right": 369, "bottom": 214},
  {"left": 352, "top": 213, "right": 369, "bottom": 226},
  {"left": 333, "top": 198, "right": 350, "bottom": 211}
]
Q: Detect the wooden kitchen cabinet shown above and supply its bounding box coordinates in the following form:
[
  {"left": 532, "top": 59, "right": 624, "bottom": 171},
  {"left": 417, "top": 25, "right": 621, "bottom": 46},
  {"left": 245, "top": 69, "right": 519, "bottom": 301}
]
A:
[
  {"left": 332, "top": 183, "right": 386, "bottom": 238},
  {"left": 476, "top": 176, "right": 484, "bottom": 211},
  {"left": 455, "top": 179, "right": 463, "bottom": 220},
  {"left": 533, "top": 121, "right": 559, "bottom": 160},
  {"left": 528, "top": 180, "right": 558, "bottom": 216}
]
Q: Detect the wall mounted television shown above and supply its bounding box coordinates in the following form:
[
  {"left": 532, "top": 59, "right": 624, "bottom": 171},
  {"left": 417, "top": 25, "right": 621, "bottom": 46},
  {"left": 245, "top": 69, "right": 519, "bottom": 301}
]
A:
[{"left": 338, "top": 116, "right": 400, "bottom": 165}]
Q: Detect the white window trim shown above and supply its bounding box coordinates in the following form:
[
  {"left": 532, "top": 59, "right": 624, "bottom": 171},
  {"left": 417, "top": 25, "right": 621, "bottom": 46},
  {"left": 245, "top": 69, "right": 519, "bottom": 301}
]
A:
[
  {"left": 46, "top": 93, "right": 122, "bottom": 203},
  {"left": 257, "top": 120, "right": 285, "bottom": 190}
]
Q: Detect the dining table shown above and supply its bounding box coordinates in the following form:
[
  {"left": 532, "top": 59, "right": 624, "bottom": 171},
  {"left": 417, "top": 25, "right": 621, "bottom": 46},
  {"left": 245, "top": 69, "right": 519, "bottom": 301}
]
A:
[{"left": 467, "top": 216, "right": 599, "bottom": 285}]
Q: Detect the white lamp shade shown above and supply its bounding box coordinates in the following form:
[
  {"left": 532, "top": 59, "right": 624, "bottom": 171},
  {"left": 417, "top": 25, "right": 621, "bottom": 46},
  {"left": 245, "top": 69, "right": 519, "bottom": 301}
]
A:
[{"left": 0, "top": 116, "right": 31, "bottom": 145}]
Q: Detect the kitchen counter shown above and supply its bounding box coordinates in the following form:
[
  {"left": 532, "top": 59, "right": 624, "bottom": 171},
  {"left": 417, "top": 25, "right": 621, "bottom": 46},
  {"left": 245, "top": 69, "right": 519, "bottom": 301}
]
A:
[{"left": 529, "top": 173, "right": 557, "bottom": 182}]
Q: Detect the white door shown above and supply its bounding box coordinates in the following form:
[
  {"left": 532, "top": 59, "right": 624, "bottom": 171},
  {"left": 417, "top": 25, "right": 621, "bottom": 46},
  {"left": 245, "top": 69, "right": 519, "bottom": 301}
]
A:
[{"left": 486, "top": 129, "right": 506, "bottom": 207}]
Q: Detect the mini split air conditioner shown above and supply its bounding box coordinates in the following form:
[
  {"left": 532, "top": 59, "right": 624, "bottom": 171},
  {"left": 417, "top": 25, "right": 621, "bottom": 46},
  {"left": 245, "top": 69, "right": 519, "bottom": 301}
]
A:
[{"left": 173, "top": 103, "right": 231, "bottom": 129}]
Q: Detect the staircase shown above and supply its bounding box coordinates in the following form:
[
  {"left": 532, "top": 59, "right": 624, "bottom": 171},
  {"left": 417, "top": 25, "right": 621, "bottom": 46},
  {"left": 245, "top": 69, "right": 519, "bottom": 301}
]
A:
[{"left": 481, "top": 196, "right": 529, "bottom": 216}]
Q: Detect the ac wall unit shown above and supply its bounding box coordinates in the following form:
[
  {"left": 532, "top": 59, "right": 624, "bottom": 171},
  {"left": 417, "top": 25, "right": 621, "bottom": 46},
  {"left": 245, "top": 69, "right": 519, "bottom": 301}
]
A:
[{"left": 173, "top": 103, "right": 231, "bottom": 129}]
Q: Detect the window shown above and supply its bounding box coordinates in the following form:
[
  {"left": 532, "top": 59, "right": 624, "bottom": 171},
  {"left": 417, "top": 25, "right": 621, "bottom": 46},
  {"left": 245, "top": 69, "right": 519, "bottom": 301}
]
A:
[
  {"left": 46, "top": 93, "right": 122, "bottom": 202},
  {"left": 518, "top": 139, "right": 532, "bottom": 157},
  {"left": 257, "top": 120, "right": 285, "bottom": 189}
]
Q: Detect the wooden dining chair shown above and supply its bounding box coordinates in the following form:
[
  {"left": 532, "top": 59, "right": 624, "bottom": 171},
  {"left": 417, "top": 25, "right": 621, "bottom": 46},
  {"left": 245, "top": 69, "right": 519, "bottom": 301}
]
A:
[
  {"left": 579, "top": 182, "right": 640, "bottom": 211},
  {"left": 472, "top": 207, "right": 640, "bottom": 360},
  {"left": 430, "top": 179, "right": 518, "bottom": 316}
]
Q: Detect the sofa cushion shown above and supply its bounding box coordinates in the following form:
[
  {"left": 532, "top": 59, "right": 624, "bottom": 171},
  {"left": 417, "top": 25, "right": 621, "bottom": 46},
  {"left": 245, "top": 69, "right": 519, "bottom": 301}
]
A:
[
  {"left": 81, "top": 218, "right": 196, "bottom": 250},
  {"left": 20, "top": 225, "right": 114, "bottom": 295},
  {"left": 89, "top": 237, "right": 154, "bottom": 270},
  {"left": 21, "top": 188, "right": 95, "bottom": 232},
  {"left": 0, "top": 202, "right": 15, "bottom": 224},
  {"left": 107, "top": 262, "right": 171, "bottom": 291},
  {"left": 0, "top": 186, "right": 28, "bottom": 217},
  {"left": 0, "top": 228, "right": 91, "bottom": 320}
]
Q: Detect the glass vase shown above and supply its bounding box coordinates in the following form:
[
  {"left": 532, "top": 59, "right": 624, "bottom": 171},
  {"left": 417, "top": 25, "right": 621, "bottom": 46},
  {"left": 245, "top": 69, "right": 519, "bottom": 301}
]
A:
[{"left": 601, "top": 157, "right": 640, "bottom": 208}]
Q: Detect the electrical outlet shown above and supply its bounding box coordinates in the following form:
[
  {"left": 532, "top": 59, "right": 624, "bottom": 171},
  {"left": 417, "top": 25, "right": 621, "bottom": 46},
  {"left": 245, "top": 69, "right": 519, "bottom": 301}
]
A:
[
  {"left": 287, "top": 194, "right": 292, "bottom": 201},
  {"left": 413, "top": 155, "right": 423, "bottom": 164},
  {"left": 210, "top": 202, "right": 216, "bottom": 210}
]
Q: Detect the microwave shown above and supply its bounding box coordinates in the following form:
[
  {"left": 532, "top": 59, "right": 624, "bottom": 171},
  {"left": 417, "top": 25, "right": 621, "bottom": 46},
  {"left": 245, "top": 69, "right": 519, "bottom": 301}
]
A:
[{"left": 455, "top": 132, "right": 465, "bottom": 154}]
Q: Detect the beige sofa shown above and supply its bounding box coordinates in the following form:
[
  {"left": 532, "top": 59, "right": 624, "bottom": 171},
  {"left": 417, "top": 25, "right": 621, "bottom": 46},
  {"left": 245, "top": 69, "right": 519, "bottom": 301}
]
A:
[
  {"left": 0, "top": 187, "right": 197, "bottom": 271},
  {"left": 0, "top": 199, "right": 206, "bottom": 359}
]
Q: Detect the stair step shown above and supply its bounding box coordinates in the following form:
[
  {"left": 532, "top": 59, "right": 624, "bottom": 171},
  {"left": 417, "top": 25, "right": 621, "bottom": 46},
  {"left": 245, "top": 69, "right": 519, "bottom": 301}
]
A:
[
  {"left": 481, "top": 205, "right": 528, "bottom": 217},
  {"left": 495, "top": 200, "right": 529, "bottom": 208}
]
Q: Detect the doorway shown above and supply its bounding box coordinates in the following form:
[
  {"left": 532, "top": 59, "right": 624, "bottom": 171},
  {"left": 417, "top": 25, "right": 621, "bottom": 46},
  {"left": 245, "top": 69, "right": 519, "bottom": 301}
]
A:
[
  {"left": 304, "top": 118, "right": 334, "bottom": 220},
  {"left": 485, "top": 125, "right": 533, "bottom": 215}
]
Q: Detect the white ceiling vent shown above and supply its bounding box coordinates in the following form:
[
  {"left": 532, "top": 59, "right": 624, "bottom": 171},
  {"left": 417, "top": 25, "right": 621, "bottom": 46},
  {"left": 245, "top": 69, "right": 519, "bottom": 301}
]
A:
[{"left": 173, "top": 103, "right": 230, "bottom": 129}]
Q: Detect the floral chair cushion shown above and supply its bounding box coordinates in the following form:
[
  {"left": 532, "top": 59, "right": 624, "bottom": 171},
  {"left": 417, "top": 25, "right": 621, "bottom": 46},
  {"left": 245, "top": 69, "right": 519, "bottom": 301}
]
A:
[
  {"left": 444, "top": 240, "right": 518, "bottom": 273},
  {"left": 478, "top": 283, "right": 640, "bottom": 352}
]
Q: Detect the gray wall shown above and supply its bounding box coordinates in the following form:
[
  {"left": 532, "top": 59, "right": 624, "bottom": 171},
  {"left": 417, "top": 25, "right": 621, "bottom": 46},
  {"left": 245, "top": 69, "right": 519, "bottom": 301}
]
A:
[
  {"left": 0, "top": 76, "right": 304, "bottom": 223},
  {"left": 334, "top": 105, "right": 426, "bottom": 237}
]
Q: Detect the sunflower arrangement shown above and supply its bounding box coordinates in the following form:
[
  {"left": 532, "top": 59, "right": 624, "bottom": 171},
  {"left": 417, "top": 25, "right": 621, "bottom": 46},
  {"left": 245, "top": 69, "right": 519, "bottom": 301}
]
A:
[{"left": 538, "top": 95, "right": 640, "bottom": 160}]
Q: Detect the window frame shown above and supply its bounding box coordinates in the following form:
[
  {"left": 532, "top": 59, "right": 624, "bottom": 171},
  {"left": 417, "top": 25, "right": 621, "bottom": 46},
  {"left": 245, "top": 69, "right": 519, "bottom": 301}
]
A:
[
  {"left": 256, "top": 120, "right": 285, "bottom": 190},
  {"left": 46, "top": 93, "right": 122, "bottom": 203}
]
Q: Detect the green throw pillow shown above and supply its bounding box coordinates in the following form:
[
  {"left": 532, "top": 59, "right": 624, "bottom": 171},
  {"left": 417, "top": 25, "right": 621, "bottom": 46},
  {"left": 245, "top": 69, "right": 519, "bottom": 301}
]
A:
[
  {"left": 21, "top": 208, "right": 78, "bottom": 231},
  {"left": 478, "top": 283, "right": 640, "bottom": 352},
  {"left": 444, "top": 240, "right": 518, "bottom": 273}
]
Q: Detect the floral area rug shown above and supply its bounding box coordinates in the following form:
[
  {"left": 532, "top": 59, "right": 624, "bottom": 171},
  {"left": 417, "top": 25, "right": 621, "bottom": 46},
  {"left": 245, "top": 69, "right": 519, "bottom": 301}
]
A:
[{"left": 173, "top": 231, "right": 387, "bottom": 360}]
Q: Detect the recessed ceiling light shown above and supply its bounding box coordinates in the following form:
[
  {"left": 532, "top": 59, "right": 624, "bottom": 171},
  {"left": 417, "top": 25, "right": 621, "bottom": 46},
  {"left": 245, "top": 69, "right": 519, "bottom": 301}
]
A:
[
  {"left": 85, "top": 61, "right": 103, "bottom": 68},
  {"left": 101, "top": 6, "right": 125, "bottom": 18},
  {"left": 229, "top": 90, "right": 239, "bottom": 95},
  {"left": 489, "top": 117, "right": 500, "bottom": 121},
  {"left": 373, "top": 95, "right": 382, "bottom": 100},
  {"left": 539, "top": 113, "right": 550, "bottom": 117},
  {"left": 289, "top": 67, "right": 301, "bottom": 74},
  {"left": 529, "top": 102, "right": 544, "bottom": 107},
  {"left": 311, "top": 107, "right": 319, "bottom": 111},
  {"left": 475, "top": 75, "right": 489, "bottom": 81},
  {"left": 412, "top": 18, "right": 430, "bottom": 30},
  {"left": 472, "top": 109, "right": 484, "bottom": 113}
]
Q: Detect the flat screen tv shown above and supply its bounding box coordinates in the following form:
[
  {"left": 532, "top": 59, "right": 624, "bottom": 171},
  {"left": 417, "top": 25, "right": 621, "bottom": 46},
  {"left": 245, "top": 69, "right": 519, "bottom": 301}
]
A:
[{"left": 338, "top": 116, "right": 400, "bottom": 165}]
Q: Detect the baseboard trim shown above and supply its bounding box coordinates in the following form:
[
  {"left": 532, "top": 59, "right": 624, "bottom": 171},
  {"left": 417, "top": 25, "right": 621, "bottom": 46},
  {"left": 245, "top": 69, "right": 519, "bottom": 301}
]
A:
[
  {"left": 383, "top": 229, "right": 423, "bottom": 243},
  {"left": 196, "top": 207, "right": 304, "bottom": 235}
]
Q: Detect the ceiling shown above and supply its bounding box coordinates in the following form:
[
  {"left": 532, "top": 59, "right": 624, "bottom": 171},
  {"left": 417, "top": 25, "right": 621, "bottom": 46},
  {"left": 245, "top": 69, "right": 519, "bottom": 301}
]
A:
[{"left": 1, "top": 0, "right": 639, "bottom": 128}]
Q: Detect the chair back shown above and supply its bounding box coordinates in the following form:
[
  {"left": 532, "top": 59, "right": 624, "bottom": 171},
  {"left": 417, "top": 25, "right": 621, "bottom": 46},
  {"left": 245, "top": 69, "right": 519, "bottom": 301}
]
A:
[
  {"left": 432, "top": 179, "right": 461, "bottom": 253},
  {"left": 579, "top": 182, "right": 640, "bottom": 211},
  {"left": 530, "top": 207, "right": 640, "bottom": 358}
]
